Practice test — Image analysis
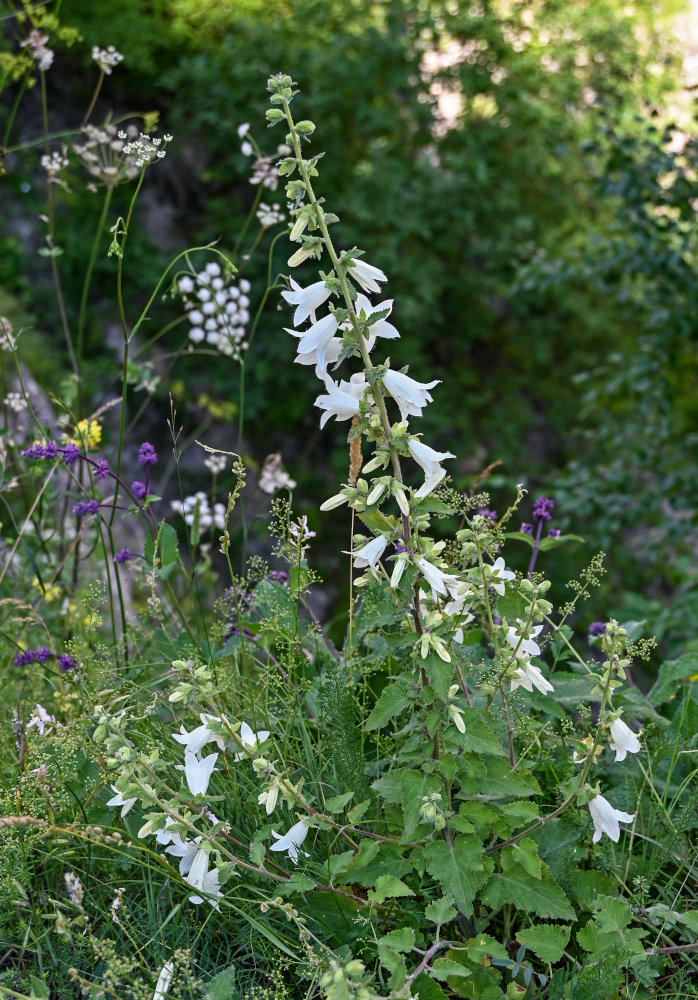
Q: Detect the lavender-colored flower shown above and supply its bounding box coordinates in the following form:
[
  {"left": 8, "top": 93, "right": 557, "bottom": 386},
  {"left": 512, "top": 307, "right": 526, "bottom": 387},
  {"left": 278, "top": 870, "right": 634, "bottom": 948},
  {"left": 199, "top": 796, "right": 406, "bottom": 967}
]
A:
[
  {"left": 532, "top": 497, "right": 555, "bottom": 522},
  {"left": 58, "top": 654, "right": 76, "bottom": 671},
  {"left": 14, "top": 650, "right": 31, "bottom": 666},
  {"left": 589, "top": 621, "right": 607, "bottom": 637},
  {"left": 73, "top": 500, "right": 99, "bottom": 516},
  {"left": 547, "top": 528, "right": 561, "bottom": 538},
  {"left": 95, "top": 458, "right": 109, "bottom": 480},
  {"left": 35, "top": 646, "right": 53, "bottom": 663},
  {"left": 131, "top": 480, "right": 147, "bottom": 500},
  {"left": 267, "top": 570, "right": 289, "bottom": 584},
  {"left": 114, "top": 548, "right": 131, "bottom": 564},
  {"left": 394, "top": 540, "right": 407, "bottom": 554},
  {"left": 61, "top": 443, "right": 81, "bottom": 466},
  {"left": 477, "top": 508, "right": 497, "bottom": 521},
  {"left": 43, "top": 441, "right": 58, "bottom": 459},
  {"left": 22, "top": 443, "right": 46, "bottom": 460},
  {"left": 138, "top": 442, "right": 158, "bottom": 465},
  {"left": 521, "top": 523, "right": 533, "bottom": 536}
]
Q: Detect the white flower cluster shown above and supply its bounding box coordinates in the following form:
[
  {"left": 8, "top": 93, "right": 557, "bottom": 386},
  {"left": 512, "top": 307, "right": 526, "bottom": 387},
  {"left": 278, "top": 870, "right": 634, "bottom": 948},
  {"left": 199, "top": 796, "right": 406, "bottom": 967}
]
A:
[
  {"left": 73, "top": 123, "right": 141, "bottom": 187},
  {"left": 106, "top": 711, "right": 311, "bottom": 912},
  {"left": 204, "top": 453, "right": 227, "bottom": 475},
  {"left": 20, "top": 30, "right": 54, "bottom": 72},
  {"left": 91, "top": 45, "right": 124, "bottom": 74},
  {"left": 259, "top": 453, "right": 296, "bottom": 494},
  {"left": 257, "top": 202, "right": 285, "bottom": 228},
  {"left": 170, "top": 491, "right": 226, "bottom": 532},
  {"left": 5, "top": 392, "right": 27, "bottom": 413},
  {"left": 0, "top": 318, "right": 15, "bottom": 352},
  {"left": 41, "top": 149, "right": 69, "bottom": 175},
  {"left": 119, "top": 131, "right": 173, "bottom": 169},
  {"left": 178, "top": 262, "right": 251, "bottom": 359},
  {"left": 26, "top": 703, "right": 56, "bottom": 735}
]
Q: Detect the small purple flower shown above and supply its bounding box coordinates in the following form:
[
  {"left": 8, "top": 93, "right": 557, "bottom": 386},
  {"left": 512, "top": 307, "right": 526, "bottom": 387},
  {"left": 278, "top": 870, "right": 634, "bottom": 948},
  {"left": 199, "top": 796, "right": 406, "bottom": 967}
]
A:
[
  {"left": 532, "top": 497, "right": 555, "bottom": 523},
  {"left": 73, "top": 500, "right": 99, "bottom": 516},
  {"left": 58, "top": 654, "right": 76, "bottom": 671},
  {"left": 114, "top": 548, "right": 131, "bottom": 564},
  {"left": 35, "top": 646, "right": 53, "bottom": 663},
  {"left": 138, "top": 442, "right": 158, "bottom": 466},
  {"left": 43, "top": 441, "right": 58, "bottom": 459},
  {"left": 14, "top": 650, "right": 31, "bottom": 666},
  {"left": 589, "top": 621, "right": 607, "bottom": 637},
  {"left": 267, "top": 570, "right": 289, "bottom": 584},
  {"left": 61, "top": 443, "right": 81, "bottom": 466},
  {"left": 131, "top": 480, "right": 147, "bottom": 500},
  {"left": 492, "top": 616, "right": 503, "bottom": 626},
  {"left": 95, "top": 458, "right": 109, "bottom": 480},
  {"left": 477, "top": 508, "right": 498, "bottom": 521},
  {"left": 521, "top": 522, "right": 533, "bottom": 536},
  {"left": 224, "top": 624, "right": 255, "bottom": 641},
  {"left": 548, "top": 528, "right": 561, "bottom": 538},
  {"left": 22, "top": 443, "right": 46, "bottom": 460},
  {"left": 394, "top": 540, "right": 407, "bottom": 554}
]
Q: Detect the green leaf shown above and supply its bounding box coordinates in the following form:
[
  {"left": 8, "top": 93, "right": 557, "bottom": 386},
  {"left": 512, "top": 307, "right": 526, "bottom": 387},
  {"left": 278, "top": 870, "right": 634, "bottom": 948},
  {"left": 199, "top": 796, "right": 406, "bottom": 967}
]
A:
[
  {"left": 365, "top": 682, "right": 411, "bottom": 730},
  {"left": 516, "top": 924, "right": 570, "bottom": 964},
  {"left": 426, "top": 895, "right": 457, "bottom": 926},
  {"left": 538, "top": 534, "right": 585, "bottom": 551},
  {"left": 464, "top": 934, "right": 508, "bottom": 962},
  {"left": 452, "top": 711, "right": 505, "bottom": 756},
  {"left": 423, "top": 835, "right": 491, "bottom": 918},
  {"left": 379, "top": 928, "right": 415, "bottom": 952},
  {"left": 431, "top": 958, "right": 472, "bottom": 981},
  {"left": 401, "top": 770, "right": 441, "bottom": 840},
  {"left": 424, "top": 652, "right": 452, "bottom": 702},
  {"left": 678, "top": 911, "right": 698, "bottom": 938},
  {"left": 412, "top": 973, "right": 448, "bottom": 1000},
  {"left": 338, "top": 841, "right": 412, "bottom": 888},
  {"left": 324, "top": 792, "right": 354, "bottom": 813},
  {"left": 277, "top": 873, "right": 316, "bottom": 896},
  {"left": 503, "top": 838, "right": 542, "bottom": 879},
  {"left": 462, "top": 757, "right": 541, "bottom": 799},
  {"left": 29, "top": 978, "right": 50, "bottom": 1000},
  {"left": 205, "top": 964, "right": 238, "bottom": 1000},
  {"left": 347, "top": 799, "right": 371, "bottom": 824},
  {"left": 504, "top": 530, "right": 535, "bottom": 547},
  {"left": 481, "top": 871, "right": 575, "bottom": 921},
  {"left": 648, "top": 653, "right": 698, "bottom": 705},
  {"left": 368, "top": 875, "right": 415, "bottom": 903}
]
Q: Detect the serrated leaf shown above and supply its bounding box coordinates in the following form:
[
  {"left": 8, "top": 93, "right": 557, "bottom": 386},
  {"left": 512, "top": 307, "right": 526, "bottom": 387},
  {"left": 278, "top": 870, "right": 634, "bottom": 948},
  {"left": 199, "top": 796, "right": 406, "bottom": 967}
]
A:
[
  {"left": 504, "top": 838, "right": 542, "bottom": 879},
  {"left": 464, "top": 934, "right": 508, "bottom": 962},
  {"left": 423, "top": 835, "right": 490, "bottom": 918},
  {"left": 431, "top": 958, "right": 472, "bottom": 980},
  {"left": 426, "top": 895, "right": 457, "bottom": 926},
  {"left": 678, "top": 911, "right": 698, "bottom": 937},
  {"left": 347, "top": 799, "right": 370, "bottom": 824},
  {"left": 481, "top": 871, "right": 575, "bottom": 921},
  {"left": 339, "top": 841, "right": 412, "bottom": 887},
  {"left": 462, "top": 757, "right": 540, "bottom": 799},
  {"left": 412, "top": 973, "right": 448, "bottom": 1000},
  {"left": 365, "top": 683, "right": 411, "bottom": 730},
  {"left": 29, "top": 978, "right": 50, "bottom": 1000},
  {"left": 277, "top": 873, "right": 316, "bottom": 896},
  {"left": 205, "top": 965, "right": 237, "bottom": 1000},
  {"left": 452, "top": 711, "right": 505, "bottom": 756},
  {"left": 324, "top": 792, "right": 354, "bottom": 813},
  {"left": 368, "top": 875, "right": 415, "bottom": 903},
  {"left": 401, "top": 771, "right": 441, "bottom": 840},
  {"left": 379, "top": 928, "right": 415, "bottom": 952},
  {"left": 592, "top": 895, "right": 632, "bottom": 933},
  {"left": 424, "top": 652, "right": 452, "bottom": 702},
  {"left": 516, "top": 924, "right": 570, "bottom": 964}
]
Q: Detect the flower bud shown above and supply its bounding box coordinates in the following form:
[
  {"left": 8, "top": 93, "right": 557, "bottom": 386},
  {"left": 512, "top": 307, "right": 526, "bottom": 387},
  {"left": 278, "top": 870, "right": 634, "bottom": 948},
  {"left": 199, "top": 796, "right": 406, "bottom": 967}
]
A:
[
  {"left": 266, "top": 109, "right": 285, "bottom": 122},
  {"left": 295, "top": 120, "right": 316, "bottom": 135},
  {"left": 320, "top": 492, "right": 350, "bottom": 511}
]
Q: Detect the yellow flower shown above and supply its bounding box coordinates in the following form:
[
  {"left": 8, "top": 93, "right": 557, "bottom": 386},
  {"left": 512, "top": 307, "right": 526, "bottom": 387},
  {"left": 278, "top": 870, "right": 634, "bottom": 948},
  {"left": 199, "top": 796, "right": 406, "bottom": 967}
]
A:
[
  {"left": 31, "top": 577, "right": 61, "bottom": 602},
  {"left": 70, "top": 419, "right": 102, "bottom": 450}
]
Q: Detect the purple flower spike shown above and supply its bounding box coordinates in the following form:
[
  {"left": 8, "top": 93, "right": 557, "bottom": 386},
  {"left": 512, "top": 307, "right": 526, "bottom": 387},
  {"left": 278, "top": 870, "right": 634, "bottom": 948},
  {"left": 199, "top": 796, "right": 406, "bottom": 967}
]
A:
[
  {"left": 58, "top": 654, "right": 76, "bottom": 671},
  {"left": 131, "top": 480, "right": 147, "bottom": 500},
  {"left": 138, "top": 442, "right": 158, "bottom": 466},
  {"left": 61, "top": 443, "right": 81, "bottom": 466},
  {"left": 477, "top": 508, "right": 498, "bottom": 521},
  {"left": 43, "top": 441, "right": 58, "bottom": 459},
  {"left": 548, "top": 528, "right": 561, "bottom": 538},
  {"left": 521, "top": 522, "right": 533, "bottom": 536},
  {"left": 22, "top": 443, "right": 46, "bottom": 460},
  {"left": 14, "top": 650, "right": 31, "bottom": 665},
  {"left": 35, "top": 646, "right": 53, "bottom": 663},
  {"left": 73, "top": 500, "right": 99, "bottom": 516},
  {"left": 114, "top": 548, "right": 131, "bottom": 564},
  {"left": 532, "top": 497, "right": 555, "bottom": 523},
  {"left": 589, "top": 621, "right": 607, "bottom": 636},
  {"left": 95, "top": 458, "right": 109, "bottom": 480}
]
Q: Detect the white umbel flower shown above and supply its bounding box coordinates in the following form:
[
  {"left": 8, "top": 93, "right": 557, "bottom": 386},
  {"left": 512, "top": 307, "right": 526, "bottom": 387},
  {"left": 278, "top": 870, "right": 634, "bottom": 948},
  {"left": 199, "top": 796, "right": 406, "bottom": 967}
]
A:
[
  {"left": 407, "top": 439, "right": 455, "bottom": 498},
  {"left": 281, "top": 278, "right": 332, "bottom": 326},
  {"left": 383, "top": 369, "right": 440, "bottom": 422},
  {"left": 588, "top": 794, "right": 635, "bottom": 843},
  {"left": 347, "top": 258, "right": 387, "bottom": 294},
  {"left": 269, "top": 820, "right": 310, "bottom": 863},
  {"left": 609, "top": 716, "right": 641, "bottom": 762}
]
